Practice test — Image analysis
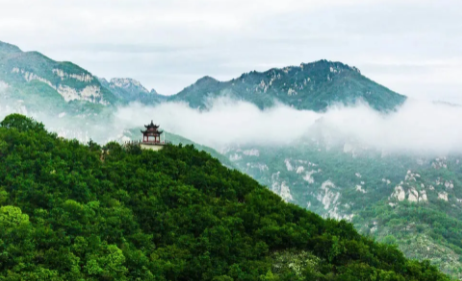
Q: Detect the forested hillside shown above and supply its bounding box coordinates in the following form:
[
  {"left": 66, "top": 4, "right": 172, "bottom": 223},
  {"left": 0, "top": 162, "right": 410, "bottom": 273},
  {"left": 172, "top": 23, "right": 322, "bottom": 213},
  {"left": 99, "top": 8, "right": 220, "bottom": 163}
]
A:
[
  {"left": 0, "top": 114, "right": 449, "bottom": 280},
  {"left": 225, "top": 141, "right": 462, "bottom": 278},
  {"left": 122, "top": 128, "right": 236, "bottom": 169}
]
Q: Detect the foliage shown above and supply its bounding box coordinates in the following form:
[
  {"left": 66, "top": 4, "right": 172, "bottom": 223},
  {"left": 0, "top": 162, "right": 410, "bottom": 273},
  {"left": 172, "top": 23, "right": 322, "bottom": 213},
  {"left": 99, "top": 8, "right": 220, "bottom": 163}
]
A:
[
  {"left": 123, "top": 128, "right": 236, "bottom": 169},
  {"left": 0, "top": 114, "right": 449, "bottom": 280}
]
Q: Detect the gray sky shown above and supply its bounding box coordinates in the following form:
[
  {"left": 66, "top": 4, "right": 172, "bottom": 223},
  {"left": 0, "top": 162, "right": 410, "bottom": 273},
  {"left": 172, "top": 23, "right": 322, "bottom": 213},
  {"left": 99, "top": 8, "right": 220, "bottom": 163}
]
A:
[{"left": 1, "top": 0, "right": 461, "bottom": 102}]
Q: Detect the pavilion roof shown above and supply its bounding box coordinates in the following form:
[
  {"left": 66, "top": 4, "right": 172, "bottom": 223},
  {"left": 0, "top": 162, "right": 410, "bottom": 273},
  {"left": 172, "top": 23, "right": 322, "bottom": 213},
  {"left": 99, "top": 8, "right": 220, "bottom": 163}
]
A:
[{"left": 144, "top": 120, "right": 160, "bottom": 129}]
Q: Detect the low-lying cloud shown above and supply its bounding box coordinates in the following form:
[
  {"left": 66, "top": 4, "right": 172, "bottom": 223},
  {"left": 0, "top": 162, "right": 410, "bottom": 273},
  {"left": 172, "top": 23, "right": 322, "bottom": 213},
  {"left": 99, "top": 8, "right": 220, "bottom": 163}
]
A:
[
  {"left": 116, "top": 98, "right": 320, "bottom": 148},
  {"left": 115, "top": 97, "right": 462, "bottom": 155},
  {"left": 2, "top": 92, "right": 462, "bottom": 156}
]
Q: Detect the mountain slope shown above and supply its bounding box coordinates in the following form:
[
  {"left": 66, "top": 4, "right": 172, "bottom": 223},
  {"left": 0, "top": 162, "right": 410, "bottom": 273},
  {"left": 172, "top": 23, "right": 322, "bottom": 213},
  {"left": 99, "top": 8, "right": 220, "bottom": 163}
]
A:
[
  {"left": 0, "top": 41, "right": 166, "bottom": 118},
  {"left": 0, "top": 41, "right": 117, "bottom": 109},
  {"left": 169, "top": 60, "right": 406, "bottom": 112},
  {"left": 0, "top": 114, "right": 449, "bottom": 280},
  {"left": 223, "top": 140, "right": 462, "bottom": 278}
]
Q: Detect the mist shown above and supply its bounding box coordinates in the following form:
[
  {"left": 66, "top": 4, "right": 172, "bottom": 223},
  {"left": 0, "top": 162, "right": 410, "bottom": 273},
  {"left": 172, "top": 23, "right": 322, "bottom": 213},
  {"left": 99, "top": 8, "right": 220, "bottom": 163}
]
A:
[
  {"left": 115, "top": 97, "right": 462, "bottom": 155},
  {"left": 2, "top": 89, "right": 462, "bottom": 156},
  {"left": 115, "top": 98, "right": 321, "bottom": 148}
]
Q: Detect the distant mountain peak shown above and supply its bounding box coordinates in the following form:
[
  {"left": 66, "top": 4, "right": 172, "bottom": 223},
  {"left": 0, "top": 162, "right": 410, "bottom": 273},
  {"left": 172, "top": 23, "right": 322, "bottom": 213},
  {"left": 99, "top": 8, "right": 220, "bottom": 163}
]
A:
[
  {"left": 299, "top": 59, "right": 360, "bottom": 73},
  {"left": 170, "top": 59, "right": 405, "bottom": 112},
  {"left": 195, "top": 76, "right": 218, "bottom": 84},
  {"left": 97, "top": 77, "right": 109, "bottom": 84},
  {"left": 109, "top": 77, "right": 149, "bottom": 93},
  {"left": 0, "top": 41, "right": 22, "bottom": 54},
  {"left": 236, "top": 60, "right": 361, "bottom": 81},
  {"left": 96, "top": 76, "right": 166, "bottom": 104}
]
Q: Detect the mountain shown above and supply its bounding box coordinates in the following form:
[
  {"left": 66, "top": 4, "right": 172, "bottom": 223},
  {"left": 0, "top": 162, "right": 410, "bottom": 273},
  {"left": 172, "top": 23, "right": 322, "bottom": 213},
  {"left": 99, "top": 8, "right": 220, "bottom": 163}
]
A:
[
  {"left": 0, "top": 41, "right": 406, "bottom": 116},
  {"left": 222, "top": 139, "right": 462, "bottom": 278},
  {"left": 0, "top": 41, "right": 170, "bottom": 144},
  {"left": 98, "top": 77, "right": 167, "bottom": 105},
  {"left": 0, "top": 41, "right": 118, "bottom": 116},
  {"left": 169, "top": 60, "right": 406, "bottom": 112},
  {"left": 0, "top": 41, "right": 167, "bottom": 119},
  {"left": 0, "top": 114, "right": 449, "bottom": 280}
]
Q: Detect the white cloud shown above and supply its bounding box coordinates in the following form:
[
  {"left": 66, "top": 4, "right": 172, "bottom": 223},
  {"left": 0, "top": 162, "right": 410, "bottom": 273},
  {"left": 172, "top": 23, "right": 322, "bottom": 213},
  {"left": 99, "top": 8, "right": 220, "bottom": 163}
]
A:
[
  {"left": 114, "top": 97, "right": 462, "bottom": 155},
  {"left": 2, "top": 85, "right": 462, "bottom": 156},
  {"left": 116, "top": 98, "right": 320, "bottom": 148}
]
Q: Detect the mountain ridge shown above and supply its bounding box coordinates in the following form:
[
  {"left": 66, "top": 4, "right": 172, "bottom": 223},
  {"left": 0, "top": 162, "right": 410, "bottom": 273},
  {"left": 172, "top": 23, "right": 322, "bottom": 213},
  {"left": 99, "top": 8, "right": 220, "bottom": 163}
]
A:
[
  {"left": 0, "top": 41, "right": 406, "bottom": 113},
  {"left": 169, "top": 59, "right": 406, "bottom": 112}
]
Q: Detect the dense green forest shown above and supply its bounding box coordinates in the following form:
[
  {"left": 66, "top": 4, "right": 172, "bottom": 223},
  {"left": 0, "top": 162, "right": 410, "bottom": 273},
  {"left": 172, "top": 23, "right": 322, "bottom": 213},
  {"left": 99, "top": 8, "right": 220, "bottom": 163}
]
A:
[{"left": 0, "top": 114, "right": 449, "bottom": 280}]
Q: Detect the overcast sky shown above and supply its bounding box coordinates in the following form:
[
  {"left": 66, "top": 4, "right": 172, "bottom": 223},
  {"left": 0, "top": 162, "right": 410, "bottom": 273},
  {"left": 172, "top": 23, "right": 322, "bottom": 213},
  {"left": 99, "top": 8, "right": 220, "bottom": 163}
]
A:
[{"left": 1, "top": 0, "right": 461, "bottom": 102}]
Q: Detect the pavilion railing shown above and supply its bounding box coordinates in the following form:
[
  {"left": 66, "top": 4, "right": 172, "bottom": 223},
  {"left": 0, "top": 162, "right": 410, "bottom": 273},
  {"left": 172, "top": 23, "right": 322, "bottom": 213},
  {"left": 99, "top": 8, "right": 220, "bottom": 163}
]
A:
[{"left": 124, "top": 140, "right": 172, "bottom": 146}]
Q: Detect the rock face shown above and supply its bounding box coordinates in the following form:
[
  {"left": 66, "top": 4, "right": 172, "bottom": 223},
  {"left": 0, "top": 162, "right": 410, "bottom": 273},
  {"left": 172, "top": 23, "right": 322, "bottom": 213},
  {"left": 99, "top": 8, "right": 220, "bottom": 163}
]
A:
[
  {"left": 388, "top": 170, "right": 433, "bottom": 204},
  {"left": 110, "top": 78, "right": 148, "bottom": 93},
  {"left": 317, "top": 180, "right": 339, "bottom": 210},
  {"left": 53, "top": 69, "right": 93, "bottom": 82},
  {"left": 392, "top": 186, "right": 406, "bottom": 201},
  {"left": 438, "top": 192, "right": 449, "bottom": 201},
  {"left": 270, "top": 172, "right": 293, "bottom": 202},
  {"left": 58, "top": 85, "right": 106, "bottom": 104}
]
